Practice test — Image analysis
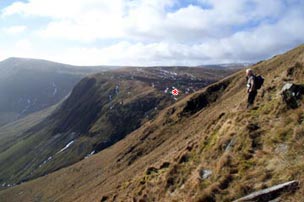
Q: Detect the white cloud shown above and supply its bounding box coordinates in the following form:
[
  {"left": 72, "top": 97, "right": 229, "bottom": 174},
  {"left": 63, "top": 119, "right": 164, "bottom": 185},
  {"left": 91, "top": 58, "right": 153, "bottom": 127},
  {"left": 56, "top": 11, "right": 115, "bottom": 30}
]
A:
[
  {"left": 2, "top": 0, "right": 257, "bottom": 42},
  {"left": 1, "top": 0, "right": 304, "bottom": 65},
  {"left": 1, "top": 1, "right": 26, "bottom": 17},
  {"left": 2, "top": 25, "right": 27, "bottom": 34},
  {"left": 2, "top": 0, "right": 124, "bottom": 19},
  {"left": 15, "top": 39, "right": 32, "bottom": 50},
  {"left": 0, "top": 39, "right": 35, "bottom": 61}
]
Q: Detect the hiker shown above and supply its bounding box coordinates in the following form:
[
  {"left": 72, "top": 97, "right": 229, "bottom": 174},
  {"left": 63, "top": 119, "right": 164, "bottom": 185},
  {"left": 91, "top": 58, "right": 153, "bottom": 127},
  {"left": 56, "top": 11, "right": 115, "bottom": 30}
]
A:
[{"left": 246, "top": 69, "right": 258, "bottom": 109}]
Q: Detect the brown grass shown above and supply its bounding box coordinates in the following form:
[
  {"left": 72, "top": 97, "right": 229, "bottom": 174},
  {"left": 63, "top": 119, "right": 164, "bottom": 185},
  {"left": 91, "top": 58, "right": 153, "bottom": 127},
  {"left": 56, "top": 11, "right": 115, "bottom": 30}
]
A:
[{"left": 0, "top": 44, "right": 304, "bottom": 202}]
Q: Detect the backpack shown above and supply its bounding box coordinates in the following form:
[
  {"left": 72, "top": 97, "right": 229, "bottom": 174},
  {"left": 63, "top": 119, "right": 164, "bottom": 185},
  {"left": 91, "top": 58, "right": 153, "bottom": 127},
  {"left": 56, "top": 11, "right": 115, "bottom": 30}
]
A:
[{"left": 254, "top": 75, "right": 264, "bottom": 90}]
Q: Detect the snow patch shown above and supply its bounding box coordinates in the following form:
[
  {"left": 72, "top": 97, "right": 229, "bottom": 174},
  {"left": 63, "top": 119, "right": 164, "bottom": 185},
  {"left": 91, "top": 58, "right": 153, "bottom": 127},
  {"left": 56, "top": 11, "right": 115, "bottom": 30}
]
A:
[
  {"left": 57, "top": 140, "right": 74, "bottom": 154},
  {"left": 85, "top": 150, "right": 95, "bottom": 159},
  {"left": 1, "top": 183, "right": 16, "bottom": 188},
  {"left": 38, "top": 156, "right": 53, "bottom": 168},
  {"left": 20, "top": 99, "right": 31, "bottom": 114},
  {"left": 115, "top": 85, "right": 119, "bottom": 95},
  {"left": 52, "top": 81, "right": 58, "bottom": 96},
  {"left": 53, "top": 87, "right": 57, "bottom": 96}
]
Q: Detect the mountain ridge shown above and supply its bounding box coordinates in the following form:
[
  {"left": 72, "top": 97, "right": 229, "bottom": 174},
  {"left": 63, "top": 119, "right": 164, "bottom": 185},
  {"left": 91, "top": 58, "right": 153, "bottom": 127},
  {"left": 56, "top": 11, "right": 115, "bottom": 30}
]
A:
[
  {"left": 0, "top": 57, "right": 114, "bottom": 127},
  {"left": 0, "top": 57, "right": 118, "bottom": 69},
  {"left": 0, "top": 66, "right": 235, "bottom": 189}
]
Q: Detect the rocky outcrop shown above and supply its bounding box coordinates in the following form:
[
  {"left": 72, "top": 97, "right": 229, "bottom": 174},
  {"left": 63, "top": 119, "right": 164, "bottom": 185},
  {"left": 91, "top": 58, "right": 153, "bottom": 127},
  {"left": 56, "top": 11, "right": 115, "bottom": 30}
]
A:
[
  {"left": 281, "top": 83, "right": 304, "bottom": 108},
  {"left": 180, "top": 79, "right": 231, "bottom": 116},
  {"left": 234, "top": 180, "right": 299, "bottom": 202}
]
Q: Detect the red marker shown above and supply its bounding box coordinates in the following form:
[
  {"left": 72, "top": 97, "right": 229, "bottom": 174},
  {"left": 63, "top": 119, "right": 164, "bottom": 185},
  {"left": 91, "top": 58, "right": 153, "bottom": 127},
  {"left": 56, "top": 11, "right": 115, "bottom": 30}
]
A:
[{"left": 171, "top": 88, "right": 179, "bottom": 96}]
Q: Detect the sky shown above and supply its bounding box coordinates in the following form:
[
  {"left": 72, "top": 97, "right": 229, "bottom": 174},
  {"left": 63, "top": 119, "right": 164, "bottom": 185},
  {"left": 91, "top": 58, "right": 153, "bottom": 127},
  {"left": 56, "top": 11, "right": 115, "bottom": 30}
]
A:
[{"left": 0, "top": 0, "right": 304, "bottom": 66}]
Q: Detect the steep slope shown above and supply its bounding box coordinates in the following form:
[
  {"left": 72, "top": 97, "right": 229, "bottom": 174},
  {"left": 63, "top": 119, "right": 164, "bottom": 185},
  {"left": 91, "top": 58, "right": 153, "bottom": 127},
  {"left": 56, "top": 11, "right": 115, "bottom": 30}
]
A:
[
  {"left": 0, "top": 44, "right": 303, "bottom": 202},
  {"left": 0, "top": 104, "right": 58, "bottom": 155},
  {"left": 0, "top": 57, "right": 111, "bottom": 126},
  {"left": 0, "top": 66, "right": 233, "bottom": 189}
]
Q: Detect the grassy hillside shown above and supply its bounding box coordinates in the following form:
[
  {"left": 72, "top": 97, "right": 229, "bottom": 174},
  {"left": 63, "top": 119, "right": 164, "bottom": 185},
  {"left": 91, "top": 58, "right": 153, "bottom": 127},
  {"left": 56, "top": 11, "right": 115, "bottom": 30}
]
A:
[
  {"left": 0, "top": 104, "right": 57, "bottom": 154},
  {"left": 0, "top": 45, "right": 302, "bottom": 202},
  {"left": 0, "top": 66, "right": 233, "bottom": 190}
]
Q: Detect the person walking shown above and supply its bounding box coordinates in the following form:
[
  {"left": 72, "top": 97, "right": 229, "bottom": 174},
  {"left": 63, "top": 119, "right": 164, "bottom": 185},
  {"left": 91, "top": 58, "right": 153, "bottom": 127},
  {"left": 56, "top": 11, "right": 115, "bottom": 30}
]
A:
[{"left": 246, "top": 69, "right": 258, "bottom": 109}]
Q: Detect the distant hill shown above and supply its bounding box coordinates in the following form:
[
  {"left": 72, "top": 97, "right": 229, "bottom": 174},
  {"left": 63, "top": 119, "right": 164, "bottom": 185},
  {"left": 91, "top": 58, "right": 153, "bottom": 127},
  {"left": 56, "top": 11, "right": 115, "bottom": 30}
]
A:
[
  {"left": 199, "top": 63, "right": 252, "bottom": 70},
  {"left": 0, "top": 45, "right": 303, "bottom": 202},
  {"left": 0, "top": 65, "right": 235, "bottom": 188},
  {"left": 0, "top": 57, "right": 114, "bottom": 126}
]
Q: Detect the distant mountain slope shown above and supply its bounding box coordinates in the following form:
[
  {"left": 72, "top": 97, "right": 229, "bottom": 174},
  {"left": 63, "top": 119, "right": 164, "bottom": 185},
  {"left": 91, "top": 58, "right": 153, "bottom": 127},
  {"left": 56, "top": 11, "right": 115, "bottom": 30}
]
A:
[
  {"left": 0, "top": 66, "right": 234, "bottom": 188},
  {"left": 0, "top": 57, "right": 112, "bottom": 126},
  {"left": 199, "top": 63, "right": 252, "bottom": 70},
  {"left": 0, "top": 103, "right": 57, "bottom": 156},
  {"left": 0, "top": 44, "right": 303, "bottom": 202}
]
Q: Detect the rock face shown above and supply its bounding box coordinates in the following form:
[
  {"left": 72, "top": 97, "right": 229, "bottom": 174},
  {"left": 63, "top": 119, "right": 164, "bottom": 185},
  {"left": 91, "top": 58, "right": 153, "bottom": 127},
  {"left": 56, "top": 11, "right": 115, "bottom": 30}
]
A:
[
  {"left": 234, "top": 180, "right": 299, "bottom": 202},
  {"left": 199, "top": 169, "right": 212, "bottom": 179},
  {"left": 281, "top": 83, "right": 304, "bottom": 108}
]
